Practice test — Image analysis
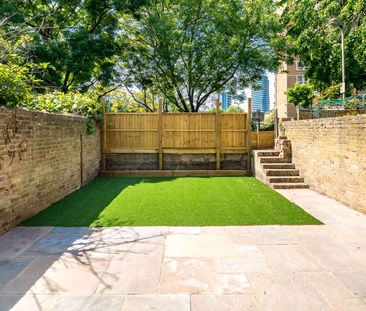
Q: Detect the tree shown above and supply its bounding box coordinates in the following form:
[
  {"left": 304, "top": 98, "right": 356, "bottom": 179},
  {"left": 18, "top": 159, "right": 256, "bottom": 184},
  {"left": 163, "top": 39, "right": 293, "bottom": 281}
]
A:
[
  {"left": 122, "top": 0, "right": 280, "bottom": 112},
  {"left": 227, "top": 105, "right": 244, "bottom": 113},
  {"left": 0, "top": 23, "right": 43, "bottom": 107},
  {"left": 278, "top": 0, "right": 366, "bottom": 92},
  {"left": 261, "top": 110, "right": 275, "bottom": 131},
  {"left": 287, "top": 84, "right": 314, "bottom": 108},
  {"left": 0, "top": 0, "right": 147, "bottom": 94}
]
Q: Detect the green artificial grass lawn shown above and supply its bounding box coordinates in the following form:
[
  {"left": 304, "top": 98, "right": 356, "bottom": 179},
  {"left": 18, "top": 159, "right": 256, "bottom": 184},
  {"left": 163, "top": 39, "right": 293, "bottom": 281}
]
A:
[{"left": 22, "top": 177, "right": 322, "bottom": 226}]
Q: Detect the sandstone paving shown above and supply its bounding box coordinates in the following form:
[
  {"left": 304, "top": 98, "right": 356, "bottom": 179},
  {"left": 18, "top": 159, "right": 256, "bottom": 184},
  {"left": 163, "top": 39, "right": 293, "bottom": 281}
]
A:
[
  {"left": 304, "top": 271, "right": 361, "bottom": 307},
  {"left": 226, "top": 225, "right": 296, "bottom": 245},
  {"left": 0, "top": 189, "right": 366, "bottom": 310},
  {"left": 2, "top": 256, "right": 110, "bottom": 295},
  {"left": 0, "top": 295, "right": 125, "bottom": 311},
  {"left": 22, "top": 233, "right": 98, "bottom": 258},
  {"left": 95, "top": 242, "right": 163, "bottom": 295},
  {"left": 159, "top": 257, "right": 222, "bottom": 294},
  {"left": 0, "top": 259, "right": 33, "bottom": 291},
  {"left": 164, "top": 234, "right": 236, "bottom": 258},
  {"left": 259, "top": 245, "right": 323, "bottom": 272},
  {"left": 190, "top": 294, "right": 260, "bottom": 311},
  {"left": 335, "top": 271, "right": 366, "bottom": 305},
  {"left": 121, "top": 294, "right": 189, "bottom": 311},
  {"left": 218, "top": 257, "right": 271, "bottom": 274},
  {"left": 247, "top": 272, "right": 328, "bottom": 310},
  {"left": 0, "top": 227, "right": 52, "bottom": 258}
]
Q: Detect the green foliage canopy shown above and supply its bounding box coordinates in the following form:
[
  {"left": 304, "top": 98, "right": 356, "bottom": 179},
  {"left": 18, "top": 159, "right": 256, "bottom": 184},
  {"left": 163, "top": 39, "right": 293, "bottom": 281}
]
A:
[
  {"left": 0, "top": 64, "right": 33, "bottom": 107},
  {"left": 1, "top": 0, "right": 147, "bottom": 93},
  {"left": 122, "top": 0, "right": 280, "bottom": 112},
  {"left": 287, "top": 84, "right": 314, "bottom": 108},
  {"left": 278, "top": 0, "right": 366, "bottom": 91}
]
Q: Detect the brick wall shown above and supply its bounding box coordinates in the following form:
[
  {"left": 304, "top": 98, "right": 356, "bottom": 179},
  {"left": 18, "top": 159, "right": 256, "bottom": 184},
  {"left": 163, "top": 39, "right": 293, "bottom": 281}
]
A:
[
  {"left": 283, "top": 115, "right": 366, "bottom": 213},
  {"left": 0, "top": 107, "right": 101, "bottom": 234}
]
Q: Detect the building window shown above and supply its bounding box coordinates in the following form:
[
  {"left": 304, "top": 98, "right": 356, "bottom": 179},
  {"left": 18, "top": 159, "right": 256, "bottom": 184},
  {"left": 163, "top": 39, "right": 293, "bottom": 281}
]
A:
[
  {"left": 295, "top": 61, "right": 307, "bottom": 71},
  {"left": 296, "top": 75, "right": 307, "bottom": 85}
]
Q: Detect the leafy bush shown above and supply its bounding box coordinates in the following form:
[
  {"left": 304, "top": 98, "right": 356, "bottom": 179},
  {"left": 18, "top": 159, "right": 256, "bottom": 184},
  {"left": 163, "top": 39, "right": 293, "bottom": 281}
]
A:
[
  {"left": 261, "top": 110, "right": 275, "bottom": 131},
  {"left": 0, "top": 64, "right": 33, "bottom": 107},
  {"left": 227, "top": 105, "right": 244, "bottom": 112},
  {"left": 24, "top": 92, "right": 102, "bottom": 134},
  {"left": 287, "top": 84, "right": 314, "bottom": 108},
  {"left": 25, "top": 92, "right": 100, "bottom": 115}
]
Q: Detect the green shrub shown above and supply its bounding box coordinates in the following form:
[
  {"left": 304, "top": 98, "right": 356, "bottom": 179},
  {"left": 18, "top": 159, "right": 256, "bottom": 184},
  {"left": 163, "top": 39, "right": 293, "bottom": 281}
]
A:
[
  {"left": 26, "top": 92, "right": 99, "bottom": 114},
  {"left": 0, "top": 64, "right": 33, "bottom": 107},
  {"left": 261, "top": 110, "right": 275, "bottom": 131},
  {"left": 25, "top": 92, "right": 102, "bottom": 134},
  {"left": 227, "top": 105, "right": 244, "bottom": 112},
  {"left": 287, "top": 84, "right": 314, "bottom": 109}
]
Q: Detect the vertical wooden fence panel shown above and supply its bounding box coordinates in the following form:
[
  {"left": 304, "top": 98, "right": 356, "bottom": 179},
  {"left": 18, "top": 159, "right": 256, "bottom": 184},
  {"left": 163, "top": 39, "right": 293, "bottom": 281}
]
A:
[
  {"left": 101, "top": 100, "right": 272, "bottom": 172},
  {"left": 162, "top": 113, "right": 216, "bottom": 149},
  {"left": 105, "top": 113, "right": 159, "bottom": 152},
  {"left": 158, "top": 100, "right": 163, "bottom": 169},
  {"left": 216, "top": 100, "right": 221, "bottom": 170},
  {"left": 251, "top": 131, "right": 275, "bottom": 149},
  {"left": 246, "top": 98, "right": 252, "bottom": 169}
]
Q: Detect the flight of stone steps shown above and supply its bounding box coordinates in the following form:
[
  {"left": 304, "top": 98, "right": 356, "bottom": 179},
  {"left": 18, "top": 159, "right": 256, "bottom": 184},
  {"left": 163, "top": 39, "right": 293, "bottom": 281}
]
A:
[{"left": 253, "top": 150, "right": 309, "bottom": 189}]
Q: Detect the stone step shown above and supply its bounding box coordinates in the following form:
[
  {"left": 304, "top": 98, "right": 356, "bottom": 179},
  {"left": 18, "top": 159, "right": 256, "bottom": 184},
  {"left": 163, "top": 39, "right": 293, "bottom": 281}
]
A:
[
  {"left": 271, "top": 183, "right": 309, "bottom": 189},
  {"left": 265, "top": 169, "right": 299, "bottom": 176},
  {"left": 262, "top": 163, "right": 296, "bottom": 170},
  {"left": 268, "top": 176, "right": 305, "bottom": 183},
  {"left": 260, "top": 157, "right": 291, "bottom": 164},
  {"left": 257, "top": 151, "right": 280, "bottom": 157}
]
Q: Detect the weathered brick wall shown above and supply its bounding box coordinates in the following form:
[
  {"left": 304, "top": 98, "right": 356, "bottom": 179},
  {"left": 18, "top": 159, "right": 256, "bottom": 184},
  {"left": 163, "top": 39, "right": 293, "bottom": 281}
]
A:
[
  {"left": 0, "top": 108, "right": 101, "bottom": 234},
  {"left": 283, "top": 115, "right": 366, "bottom": 213}
]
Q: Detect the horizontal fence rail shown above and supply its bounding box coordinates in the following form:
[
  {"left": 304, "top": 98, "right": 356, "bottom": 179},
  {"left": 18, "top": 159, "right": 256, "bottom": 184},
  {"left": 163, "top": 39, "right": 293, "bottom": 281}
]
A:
[
  {"left": 251, "top": 131, "right": 275, "bottom": 149},
  {"left": 101, "top": 99, "right": 274, "bottom": 174},
  {"left": 104, "top": 112, "right": 249, "bottom": 153}
]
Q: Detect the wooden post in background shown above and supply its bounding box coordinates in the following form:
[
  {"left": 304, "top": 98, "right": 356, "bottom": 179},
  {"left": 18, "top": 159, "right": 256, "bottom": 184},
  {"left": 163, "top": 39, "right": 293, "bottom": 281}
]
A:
[
  {"left": 215, "top": 99, "right": 221, "bottom": 170},
  {"left": 101, "top": 98, "right": 107, "bottom": 171},
  {"left": 296, "top": 105, "right": 300, "bottom": 121},
  {"left": 158, "top": 99, "right": 163, "bottom": 170},
  {"left": 274, "top": 108, "right": 278, "bottom": 138},
  {"left": 246, "top": 98, "right": 252, "bottom": 170},
  {"left": 256, "top": 114, "right": 260, "bottom": 149}
]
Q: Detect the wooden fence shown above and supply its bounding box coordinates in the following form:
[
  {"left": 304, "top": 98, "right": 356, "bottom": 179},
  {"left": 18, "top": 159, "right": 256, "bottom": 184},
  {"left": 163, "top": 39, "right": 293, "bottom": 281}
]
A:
[
  {"left": 101, "top": 99, "right": 274, "bottom": 176},
  {"left": 251, "top": 131, "right": 275, "bottom": 149}
]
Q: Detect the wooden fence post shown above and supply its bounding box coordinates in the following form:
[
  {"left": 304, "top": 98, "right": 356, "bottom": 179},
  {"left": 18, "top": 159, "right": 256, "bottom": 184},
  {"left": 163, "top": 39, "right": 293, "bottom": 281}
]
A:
[
  {"left": 256, "top": 121, "right": 259, "bottom": 149},
  {"left": 274, "top": 108, "right": 278, "bottom": 138},
  {"left": 215, "top": 99, "right": 221, "bottom": 170},
  {"left": 158, "top": 99, "right": 163, "bottom": 170},
  {"left": 101, "top": 98, "right": 107, "bottom": 171},
  {"left": 246, "top": 98, "right": 252, "bottom": 170}
]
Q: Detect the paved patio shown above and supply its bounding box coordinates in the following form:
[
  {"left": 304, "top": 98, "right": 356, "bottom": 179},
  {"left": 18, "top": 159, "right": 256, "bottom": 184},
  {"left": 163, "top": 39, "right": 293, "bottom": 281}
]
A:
[{"left": 0, "top": 189, "right": 366, "bottom": 311}]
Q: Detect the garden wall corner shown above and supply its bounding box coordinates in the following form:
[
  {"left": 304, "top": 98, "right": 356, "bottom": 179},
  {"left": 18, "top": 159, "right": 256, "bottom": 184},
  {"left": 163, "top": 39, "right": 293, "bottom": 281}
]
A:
[
  {"left": 0, "top": 107, "right": 101, "bottom": 234},
  {"left": 282, "top": 115, "right": 366, "bottom": 214}
]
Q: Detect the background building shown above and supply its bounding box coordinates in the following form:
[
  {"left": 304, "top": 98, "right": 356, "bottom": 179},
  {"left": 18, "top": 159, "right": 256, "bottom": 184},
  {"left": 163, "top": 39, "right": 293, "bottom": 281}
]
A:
[
  {"left": 275, "top": 60, "right": 307, "bottom": 118},
  {"left": 218, "top": 91, "right": 232, "bottom": 110},
  {"left": 251, "top": 75, "right": 270, "bottom": 113}
]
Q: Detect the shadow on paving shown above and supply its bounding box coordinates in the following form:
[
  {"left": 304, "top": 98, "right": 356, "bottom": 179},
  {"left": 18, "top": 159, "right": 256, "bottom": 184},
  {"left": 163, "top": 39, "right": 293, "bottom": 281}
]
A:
[{"left": 0, "top": 226, "right": 164, "bottom": 310}]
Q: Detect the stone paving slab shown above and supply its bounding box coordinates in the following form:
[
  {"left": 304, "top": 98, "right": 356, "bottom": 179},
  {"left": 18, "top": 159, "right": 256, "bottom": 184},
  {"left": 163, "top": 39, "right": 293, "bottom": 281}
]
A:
[
  {"left": 0, "top": 295, "right": 125, "bottom": 311},
  {"left": 190, "top": 294, "right": 259, "bottom": 311},
  {"left": 0, "top": 227, "right": 52, "bottom": 258},
  {"left": 2, "top": 256, "right": 110, "bottom": 296},
  {"left": 121, "top": 294, "right": 189, "bottom": 311},
  {"left": 0, "top": 259, "right": 33, "bottom": 292},
  {"left": 0, "top": 189, "right": 365, "bottom": 310}
]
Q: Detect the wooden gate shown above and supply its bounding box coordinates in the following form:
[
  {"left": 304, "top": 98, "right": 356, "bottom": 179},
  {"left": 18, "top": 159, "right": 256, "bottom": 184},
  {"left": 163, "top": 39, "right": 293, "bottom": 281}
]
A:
[{"left": 101, "top": 100, "right": 252, "bottom": 176}]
